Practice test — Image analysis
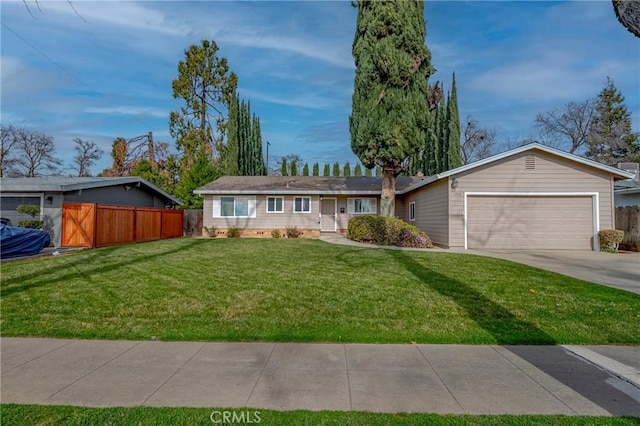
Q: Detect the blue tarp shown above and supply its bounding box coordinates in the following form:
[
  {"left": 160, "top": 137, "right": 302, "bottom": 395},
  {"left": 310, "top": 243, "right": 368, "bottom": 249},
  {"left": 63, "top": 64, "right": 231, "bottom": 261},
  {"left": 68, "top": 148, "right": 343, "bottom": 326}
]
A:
[{"left": 0, "top": 224, "right": 51, "bottom": 259}]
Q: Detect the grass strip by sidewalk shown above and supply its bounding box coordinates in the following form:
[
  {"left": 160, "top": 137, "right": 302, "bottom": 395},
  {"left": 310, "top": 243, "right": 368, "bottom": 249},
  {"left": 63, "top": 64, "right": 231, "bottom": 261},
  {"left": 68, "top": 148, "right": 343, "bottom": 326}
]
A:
[
  {"left": 2, "top": 405, "right": 638, "bottom": 426},
  {"left": 1, "top": 239, "right": 639, "bottom": 344}
]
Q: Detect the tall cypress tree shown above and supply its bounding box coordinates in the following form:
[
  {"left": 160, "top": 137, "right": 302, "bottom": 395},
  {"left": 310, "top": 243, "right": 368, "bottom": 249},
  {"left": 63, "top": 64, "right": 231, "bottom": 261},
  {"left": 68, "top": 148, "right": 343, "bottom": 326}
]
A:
[
  {"left": 251, "top": 115, "right": 266, "bottom": 175},
  {"left": 365, "top": 166, "right": 372, "bottom": 177},
  {"left": 221, "top": 92, "right": 239, "bottom": 176},
  {"left": 350, "top": 0, "right": 433, "bottom": 216},
  {"left": 312, "top": 162, "right": 320, "bottom": 176},
  {"left": 343, "top": 162, "right": 351, "bottom": 176},
  {"left": 439, "top": 92, "right": 450, "bottom": 172},
  {"left": 302, "top": 163, "right": 310, "bottom": 176},
  {"left": 323, "top": 163, "right": 331, "bottom": 176},
  {"left": 332, "top": 162, "right": 341, "bottom": 176},
  {"left": 281, "top": 158, "right": 288, "bottom": 176},
  {"left": 290, "top": 160, "right": 298, "bottom": 176},
  {"left": 447, "top": 72, "right": 462, "bottom": 169},
  {"left": 354, "top": 163, "right": 363, "bottom": 176}
]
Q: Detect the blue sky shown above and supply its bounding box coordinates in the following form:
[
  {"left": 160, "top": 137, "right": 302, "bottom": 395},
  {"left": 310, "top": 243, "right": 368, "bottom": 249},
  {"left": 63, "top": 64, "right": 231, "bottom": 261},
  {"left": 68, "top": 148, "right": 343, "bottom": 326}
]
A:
[{"left": 2, "top": 1, "right": 639, "bottom": 176}]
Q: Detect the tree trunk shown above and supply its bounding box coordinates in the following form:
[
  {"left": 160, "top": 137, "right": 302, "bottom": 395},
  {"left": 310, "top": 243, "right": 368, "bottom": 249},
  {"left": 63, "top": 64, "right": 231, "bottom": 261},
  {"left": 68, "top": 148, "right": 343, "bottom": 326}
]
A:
[{"left": 380, "top": 169, "right": 396, "bottom": 217}]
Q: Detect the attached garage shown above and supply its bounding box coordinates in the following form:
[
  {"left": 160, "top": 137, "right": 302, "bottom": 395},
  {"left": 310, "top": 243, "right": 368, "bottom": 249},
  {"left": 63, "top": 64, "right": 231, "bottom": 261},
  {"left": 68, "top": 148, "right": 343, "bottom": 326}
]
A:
[
  {"left": 398, "top": 143, "right": 635, "bottom": 251},
  {"left": 465, "top": 194, "right": 596, "bottom": 250}
]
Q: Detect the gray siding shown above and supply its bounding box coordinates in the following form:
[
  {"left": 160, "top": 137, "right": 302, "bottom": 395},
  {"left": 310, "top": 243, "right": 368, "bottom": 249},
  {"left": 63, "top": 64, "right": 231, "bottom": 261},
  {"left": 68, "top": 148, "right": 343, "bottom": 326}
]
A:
[
  {"left": 448, "top": 150, "right": 614, "bottom": 248},
  {"left": 401, "top": 179, "right": 449, "bottom": 246},
  {"left": 202, "top": 194, "right": 383, "bottom": 234},
  {"left": 204, "top": 195, "right": 321, "bottom": 231},
  {"left": 63, "top": 185, "right": 166, "bottom": 207}
]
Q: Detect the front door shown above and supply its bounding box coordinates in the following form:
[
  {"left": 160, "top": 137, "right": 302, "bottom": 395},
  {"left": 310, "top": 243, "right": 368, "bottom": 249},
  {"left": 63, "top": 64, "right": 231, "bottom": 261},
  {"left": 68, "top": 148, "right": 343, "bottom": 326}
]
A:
[{"left": 321, "top": 198, "right": 336, "bottom": 232}]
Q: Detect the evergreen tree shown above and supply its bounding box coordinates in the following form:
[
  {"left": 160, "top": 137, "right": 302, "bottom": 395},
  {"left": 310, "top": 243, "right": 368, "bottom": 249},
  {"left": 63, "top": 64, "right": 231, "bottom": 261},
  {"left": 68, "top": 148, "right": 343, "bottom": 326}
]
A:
[
  {"left": 423, "top": 95, "right": 440, "bottom": 175},
  {"left": 173, "top": 153, "right": 219, "bottom": 209},
  {"left": 375, "top": 166, "right": 382, "bottom": 177},
  {"left": 447, "top": 72, "right": 462, "bottom": 169},
  {"left": 290, "top": 160, "right": 298, "bottom": 176},
  {"left": 169, "top": 40, "right": 237, "bottom": 168},
  {"left": 220, "top": 92, "right": 239, "bottom": 175},
  {"left": 586, "top": 77, "right": 640, "bottom": 164},
  {"left": 302, "top": 163, "right": 310, "bottom": 176},
  {"left": 323, "top": 163, "right": 331, "bottom": 176},
  {"left": 440, "top": 92, "right": 450, "bottom": 172},
  {"left": 332, "top": 162, "right": 341, "bottom": 176},
  {"left": 251, "top": 115, "right": 266, "bottom": 175},
  {"left": 281, "top": 158, "right": 288, "bottom": 176},
  {"left": 364, "top": 166, "right": 372, "bottom": 177},
  {"left": 354, "top": 163, "right": 363, "bottom": 176},
  {"left": 343, "top": 162, "right": 351, "bottom": 176},
  {"left": 350, "top": 0, "right": 433, "bottom": 216},
  {"left": 312, "top": 162, "right": 320, "bottom": 176}
]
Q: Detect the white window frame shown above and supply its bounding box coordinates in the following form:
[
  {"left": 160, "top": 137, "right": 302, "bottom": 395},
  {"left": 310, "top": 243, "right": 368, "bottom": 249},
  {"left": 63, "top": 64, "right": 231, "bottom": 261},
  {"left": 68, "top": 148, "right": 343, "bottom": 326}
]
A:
[
  {"left": 266, "top": 196, "right": 284, "bottom": 213},
  {"left": 409, "top": 201, "right": 416, "bottom": 221},
  {"left": 347, "top": 197, "right": 377, "bottom": 214},
  {"left": 213, "top": 196, "right": 256, "bottom": 218},
  {"left": 293, "top": 197, "right": 311, "bottom": 213}
]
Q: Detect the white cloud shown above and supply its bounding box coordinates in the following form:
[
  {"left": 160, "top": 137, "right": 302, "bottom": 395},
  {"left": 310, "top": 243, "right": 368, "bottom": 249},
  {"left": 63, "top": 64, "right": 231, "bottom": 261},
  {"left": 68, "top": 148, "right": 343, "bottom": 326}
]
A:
[
  {"left": 33, "top": 1, "right": 189, "bottom": 36},
  {"left": 240, "top": 88, "right": 339, "bottom": 111},
  {"left": 85, "top": 106, "right": 168, "bottom": 118}
]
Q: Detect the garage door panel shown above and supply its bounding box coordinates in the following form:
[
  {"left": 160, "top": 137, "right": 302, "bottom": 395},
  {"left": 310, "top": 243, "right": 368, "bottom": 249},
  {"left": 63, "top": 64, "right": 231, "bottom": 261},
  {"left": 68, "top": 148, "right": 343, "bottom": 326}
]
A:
[{"left": 467, "top": 196, "right": 593, "bottom": 250}]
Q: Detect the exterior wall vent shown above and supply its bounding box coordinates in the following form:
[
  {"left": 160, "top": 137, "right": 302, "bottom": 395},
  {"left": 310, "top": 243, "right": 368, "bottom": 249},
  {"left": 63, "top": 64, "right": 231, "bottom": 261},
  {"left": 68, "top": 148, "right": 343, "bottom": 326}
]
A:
[{"left": 525, "top": 154, "right": 535, "bottom": 170}]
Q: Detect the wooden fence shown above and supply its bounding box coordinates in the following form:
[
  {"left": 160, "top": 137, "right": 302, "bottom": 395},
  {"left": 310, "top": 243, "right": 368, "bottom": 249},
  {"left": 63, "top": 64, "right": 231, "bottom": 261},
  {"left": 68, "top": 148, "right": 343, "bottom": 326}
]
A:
[
  {"left": 615, "top": 206, "right": 639, "bottom": 252},
  {"left": 62, "top": 203, "right": 183, "bottom": 248}
]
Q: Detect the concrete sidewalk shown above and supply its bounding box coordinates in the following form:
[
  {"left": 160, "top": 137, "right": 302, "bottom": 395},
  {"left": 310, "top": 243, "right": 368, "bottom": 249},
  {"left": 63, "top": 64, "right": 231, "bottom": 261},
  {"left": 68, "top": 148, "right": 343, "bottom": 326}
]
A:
[{"left": 2, "top": 338, "right": 639, "bottom": 416}]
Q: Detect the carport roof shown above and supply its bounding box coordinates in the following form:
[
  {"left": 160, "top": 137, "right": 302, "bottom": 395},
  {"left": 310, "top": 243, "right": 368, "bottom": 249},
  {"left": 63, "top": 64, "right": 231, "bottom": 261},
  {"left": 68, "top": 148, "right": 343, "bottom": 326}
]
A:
[{"left": 0, "top": 177, "right": 181, "bottom": 205}]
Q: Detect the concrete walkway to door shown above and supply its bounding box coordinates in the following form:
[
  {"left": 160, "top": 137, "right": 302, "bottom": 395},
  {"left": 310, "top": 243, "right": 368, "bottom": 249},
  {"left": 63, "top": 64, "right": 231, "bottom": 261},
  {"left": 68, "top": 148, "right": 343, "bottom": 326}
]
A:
[{"left": 318, "top": 234, "right": 640, "bottom": 295}]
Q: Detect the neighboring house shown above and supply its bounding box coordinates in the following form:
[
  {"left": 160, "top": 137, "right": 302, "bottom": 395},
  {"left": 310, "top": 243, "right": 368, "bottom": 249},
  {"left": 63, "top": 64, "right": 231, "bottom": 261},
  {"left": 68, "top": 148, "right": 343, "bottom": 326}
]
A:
[
  {"left": 195, "top": 143, "right": 634, "bottom": 250},
  {"left": 614, "top": 163, "right": 640, "bottom": 207},
  {"left": 0, "top": 177, "right": 181, "bottom": 247}
]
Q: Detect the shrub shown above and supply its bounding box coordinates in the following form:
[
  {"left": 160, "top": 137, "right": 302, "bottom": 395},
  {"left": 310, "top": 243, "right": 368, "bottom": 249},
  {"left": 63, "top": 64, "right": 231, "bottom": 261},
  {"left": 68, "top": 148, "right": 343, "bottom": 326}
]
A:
[
  {"left": 17, "top": 219, "right": 44, "bottom": 229},
  {"left": 598, "top": 229, "right": 624, "bottom": 252},
  {"left": 271, "top": 229, "right": 281, "bottom": 239},
  {"left": 286, "top": 226, "right": 301, "bottom": 238},
  {"left": 227, "top": 227, "right": 241, "bottom": 238},
  {"left": 16, "top": 204, "right": 44, "bottom": 229},
  {"left": 348, "top": 215, "right": 432, "bottom": 248},
  {"left": 204, "top": 226, "right": 217, "bottom": 237}
]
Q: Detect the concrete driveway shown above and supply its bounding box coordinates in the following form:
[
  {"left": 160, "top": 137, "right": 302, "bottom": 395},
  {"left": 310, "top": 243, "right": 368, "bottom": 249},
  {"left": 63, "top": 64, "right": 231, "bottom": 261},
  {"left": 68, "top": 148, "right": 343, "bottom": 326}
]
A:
[{"left": 467, "top": 250, "right": 640, "bottom": 295}]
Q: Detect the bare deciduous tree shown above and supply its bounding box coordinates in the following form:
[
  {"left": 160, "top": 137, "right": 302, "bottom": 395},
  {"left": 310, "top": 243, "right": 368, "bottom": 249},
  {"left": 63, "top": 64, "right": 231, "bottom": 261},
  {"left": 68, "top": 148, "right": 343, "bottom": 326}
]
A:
[
  {"left": 461, "top": 117, "right": 497, "bottom": 164},
  {"left": 72, "top": 138, "right": 103, "bottom": 177},
  {"left": 1, "top": 125, "right": 18, "bottom": 177},
  {"left": 11, "top": 128, "right": 62, "bottom": 177},
  {"left": 535, "top": 100, "right": 596, "bottom": 154}
]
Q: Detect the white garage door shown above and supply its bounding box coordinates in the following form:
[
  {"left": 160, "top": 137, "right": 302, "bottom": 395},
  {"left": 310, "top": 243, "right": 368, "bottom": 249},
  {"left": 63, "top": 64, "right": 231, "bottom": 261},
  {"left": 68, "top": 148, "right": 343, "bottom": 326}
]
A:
[{"left": 467, "top": 196, "right": 594, "bottom": 250}]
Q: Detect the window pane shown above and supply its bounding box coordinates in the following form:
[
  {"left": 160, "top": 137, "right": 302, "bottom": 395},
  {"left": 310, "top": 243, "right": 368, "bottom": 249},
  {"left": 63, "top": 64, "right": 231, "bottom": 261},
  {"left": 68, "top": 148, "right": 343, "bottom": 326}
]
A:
[
  {"left": 303, "top": 198, "right": 310, "bottom": 212},
  {"left": 276, "top": 197, "right": 283, "bottom": 211},
  {"left": 220, "top": 197, "right": 234, "bottom": 216},
  {"left": 235, "top": 197, "right": 249, "bottom": 216},
  {"left": 295, "top": 198, "right": 302, "bottom": 211},
  {"left": 267, "top": 197, "right": 275, "bottom": 212}
]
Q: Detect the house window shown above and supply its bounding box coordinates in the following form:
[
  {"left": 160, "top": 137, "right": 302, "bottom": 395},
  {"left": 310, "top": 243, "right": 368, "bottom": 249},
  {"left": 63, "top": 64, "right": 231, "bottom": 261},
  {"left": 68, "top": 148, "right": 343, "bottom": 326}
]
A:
[
  {"left": 348, "top": 198, "right": 377, "bottom": 214},
  {"left": 294, "top": 197, "right": 311, "bottom": 213},
  {"left": 409, "top": 202, "right": 416, "bottom": 221},
  {"left": 266, "top": 196, "right": 284, "bottom": 213},
  {"left": 216, "top": 196, "right": 255, "bottom": 218}
]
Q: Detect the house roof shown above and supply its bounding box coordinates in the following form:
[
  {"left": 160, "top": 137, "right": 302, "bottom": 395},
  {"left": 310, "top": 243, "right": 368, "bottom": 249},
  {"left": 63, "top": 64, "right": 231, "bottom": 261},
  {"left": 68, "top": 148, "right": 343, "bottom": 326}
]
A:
[
  {"left": 399, "top": 142, "right": 637, "bottom": 194},
  {"left": 0, "top": 177, "right": 182, "bottom": 205},
  {"left": 194, "top": 176, "right": 421, "bottom": 195},
  {"left": 193, "top": 143, "right": 635, "bottom": 197}
]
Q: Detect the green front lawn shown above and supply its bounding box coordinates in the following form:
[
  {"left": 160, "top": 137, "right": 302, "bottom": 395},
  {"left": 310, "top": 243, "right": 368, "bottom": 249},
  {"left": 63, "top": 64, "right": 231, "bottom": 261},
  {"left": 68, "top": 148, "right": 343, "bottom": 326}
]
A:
[
  {"left": 2, "top": 405, "right": 637, "bottom": 426},
  {"left": 1, "top": 239, "right": 638, "bottom": 344}
]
